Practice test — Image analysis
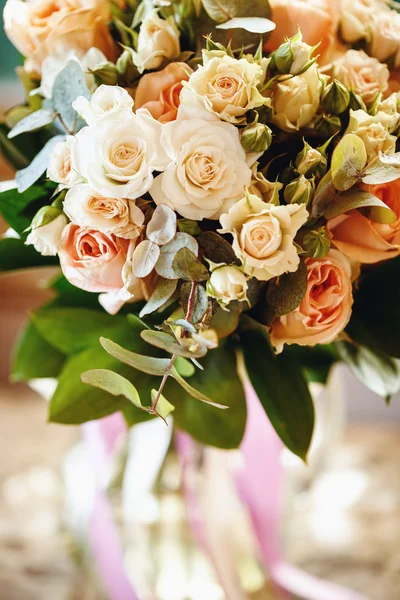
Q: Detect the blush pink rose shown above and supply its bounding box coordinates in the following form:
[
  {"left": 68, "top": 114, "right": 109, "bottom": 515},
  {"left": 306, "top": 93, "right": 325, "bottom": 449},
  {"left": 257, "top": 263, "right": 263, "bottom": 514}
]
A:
[
  {"left": 59, "top": 223, "right": 129, "bottom": 293},
  {"left": 269, "top": 250, "right": 353, "bottom": 352},
  {"left": 135, "top": 62, "right": 191, "bottom": 123},
  {"left": 328, "top": 179, "right": 400, "bottom": 264},
  {"left": 265, "top": 0, "right": 341, "bottom": 65}
]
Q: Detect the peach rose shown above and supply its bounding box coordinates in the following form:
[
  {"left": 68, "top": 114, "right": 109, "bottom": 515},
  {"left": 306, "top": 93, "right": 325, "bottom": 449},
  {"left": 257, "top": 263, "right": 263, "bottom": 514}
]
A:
[
  {"left": 3, "top": 0, "right": 117, "bottom": 76},
  {"left": 270, "top": 250, "right": 353, "bottom": 352},
  {"left": 333, "top": 50, "right": 389, "bottom": 105},
  {"left": 59, "top": 223, "right": 129, "bottom": 293},
  {"left": 328, "top": 179, "right": 400, "bottom": 264},
  {"left": 135, "top": 62, "right": 190, "bottom": 124},
  {"left": 265, "top": 0, "right": 341, "bottom": 65}
]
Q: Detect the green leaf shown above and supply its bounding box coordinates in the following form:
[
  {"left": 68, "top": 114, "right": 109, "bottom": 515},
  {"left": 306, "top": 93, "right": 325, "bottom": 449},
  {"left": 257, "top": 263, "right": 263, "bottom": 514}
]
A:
[
  {"left": 0, "top": 183, "right": 54, "bottom": 234},
  {"left": 210, "top": 304, "right": 240, "bottom": 338},
  {"left": 165, "top": 342, "right": 247, "bottom": 448},
  {"left": 172, "top": 247, "right": 210, "bottom": 282},
  {"left": 100, "top": 337, "right": 171, "bottom": 376},
  {"left": 48, "top": 275, "right": 100, "bottom": 309},
  {"left": 336, "top": 341, "right": 400, "bottom": 399},
  {"left": 324, "top": 189, "right": 396, "bottom": 223},
  {"left": 155, "top": 233, "right": 199, "bottom": 279},
  {"left": 11, "top": 321, "right": 65, "bottom": 382},
  {"left": 180, "top": 282, "right": 208, "bottom": 324},
  {"left": 331, "top": 134, "right": 367, "bottom": 191},
  {"left": 8, "top": 108, "right": 57, "bottom": 139},
  {"left": 241, "top": 328, "right": 314, "bottom": 460},
  {"left": 139, "top": 278, "right": 178, "bottom": 318},
  {"left": 16, "top": 135, "right": 65, "bottom": 193},
  {"left": 0, "top": 238, "right": 58, "bottom": 271},
  {"left": 171, "top": 368, "right": 228, "bottom": 408},
  {"left": 174, "top": 356, "right": 195, "bottom": 378},
  {"left": 31, "top": 307, "right": 128, "bottom": 354},
  {"left": 283, "top": 344, "right": 337, "bottom": 385},
  {"left": 362, "top": 151, "right": 400, "bottom": 185},
  {"left": 215, "top": 16, "right": 275, "bottom": 33},
  {"left": 177, "top": 218, "right": 202, "bottom": 236},
  {"left": 264, "top": 260, "right": 308, "bottom": 324},
  {"left": 140, "top": 330, "right": 208, "bottom": 358},
  {"left": 52, "top": 60, "right": 91, "bottom": 133},
  {"left": 81, "top": 369, "right": 144, "bottom": 409},
  {"left": 202, "top": 0, "right": 270, "bottom": 23},
  {"left": 150, "top": 389, "right": 175, "bottom": 420},
  {"left": 197, "top": 231, "right": 239, "bottom": 265},
  {"left": 0, "top": 125, "right": 29, "bottom": 170}
]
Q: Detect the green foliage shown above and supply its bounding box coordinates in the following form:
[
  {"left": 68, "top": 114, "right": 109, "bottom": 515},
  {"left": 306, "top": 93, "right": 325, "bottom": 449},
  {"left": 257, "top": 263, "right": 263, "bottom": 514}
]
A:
[
  {"left": 0, "top": 183, "right": 56, "bottom": 235},
  {"left": 0, "top": 238, "right": 58, "bottom": 272},
  {"left": 8, "top": 108, "right": 57, "bottom": 139},
  {"left": 52, "top": 61, "right": 91, "bottom": 133},
  {"left": 331, "top": 134, "right": 367, "bottom": 191},
  {"left": 198, "top": 231, "right": 239, "bottom": 265},
  {"left": 264, "top": 260, "right": 308, "bottom": 324},
  {"left": 171, "top": 247, "right": 210, "bottom": 281},
  {"left": 12, "top": 321, "right": 65, "bottom": 382},
  {"left": 16, "top": 135, "right": 65, "bottom": 193}
]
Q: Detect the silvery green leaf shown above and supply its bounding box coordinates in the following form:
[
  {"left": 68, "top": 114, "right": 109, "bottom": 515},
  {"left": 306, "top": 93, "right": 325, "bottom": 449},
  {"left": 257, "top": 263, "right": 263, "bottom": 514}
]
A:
[
  {"left": 362, "top": 151, "right": 400, "bottom": 185},
  {"left": 16, "top": 135, "right": 65, "bottom": 193},
  {"left": 150, "top": 389, "right": 175, "bottom": 421},
  {"left": 52, "top": 60, "right": 91, "bottom": 133},
  {"left": 81, "top": 369, "right": 145, "bottom": 409},
  {"left": 172, "top": 247, "right": 210, "bottom": 282},
  {"left": 141, "top": 330, "right": 207, "bottom": 358},
  {"left": 180, "top": 282, "right": 208, "bottom": 324},
  {"left": 331, "top": 134, "right": 367, "bottom": 191},
  {"left": 216, "top": 16, "right": 275, "bottom": 33},
  {"left": 100, "top": 337, "right": 171, "bottom": 376},
  {"left": 155, "top": 233, "right": 198, "bottom": 279},
  {"left": 8, "top": 108, "right": 57, "bottom": 139},
  {"left": 132, "top": 239, "right": 160, "bottom": 278},
  {"left": 324, "top": 189, "right": 396, "bottom": 223},
  {"left": 146, "top": 204, "right": 177, "bottom": 246},
  {"left": 139, "top": 278, "right": 178, "bottom": 318},
  {"left": 171, "top": 368, "right": 228, "bottom": 409}
]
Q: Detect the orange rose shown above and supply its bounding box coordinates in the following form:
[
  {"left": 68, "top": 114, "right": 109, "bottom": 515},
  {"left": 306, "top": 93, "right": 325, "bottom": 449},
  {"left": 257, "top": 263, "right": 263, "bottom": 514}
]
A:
[
  {"left": 328, "top": 179, "right": 400, "bottom": 264},
  {"left": 265, "top": 0, "right": 341, "bottom": 65},
  {"left": 3, "top": 0, "right": 118, "bottom": 76},
  {"left": 270, "top": 250, "right": 353, "bottom": 352},
  {"left": 135, "top": 62, "right": 191, "bottom": 123}
]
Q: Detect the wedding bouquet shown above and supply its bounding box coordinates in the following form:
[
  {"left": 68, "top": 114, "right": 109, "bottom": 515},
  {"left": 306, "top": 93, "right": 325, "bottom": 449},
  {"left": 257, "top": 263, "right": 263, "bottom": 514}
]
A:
[{"left": 2, "top": 0, "right": 400, "bottom": 461}]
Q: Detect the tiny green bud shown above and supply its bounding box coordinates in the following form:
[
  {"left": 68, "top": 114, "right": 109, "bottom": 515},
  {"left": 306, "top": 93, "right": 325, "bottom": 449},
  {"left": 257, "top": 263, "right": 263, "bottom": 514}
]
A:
[
  {"left": 90, "top": 62, "right": 119, "bottom": 86},
  {"left": 322, "top": 80, "right": 350, "bottom": 115},
  {"left": 116, "top": 49, "right": 137, "bottom": 82},
  {"left": 315, "top": 114, "right": 342, "bottom": 139},
  {"left": 295, "top": 141, "right": 326, "bottom": 176},
  {"left": 241, "top": 122, "right": 273, "bottom": 153},
  {"left": 273, "top": 31, "right": 314, "bottom": 75},
  {"left": 284, "top": 175, "right": 314, "bottom": 206},
  {"left": 302, "top": 228, "right": 331, "bottom": 258},
  {"left": 274, "top": 40, "right": 293, "bottom": 74},
  {"left": 31, "top": 205, "right": 63, "bottom": 230}
]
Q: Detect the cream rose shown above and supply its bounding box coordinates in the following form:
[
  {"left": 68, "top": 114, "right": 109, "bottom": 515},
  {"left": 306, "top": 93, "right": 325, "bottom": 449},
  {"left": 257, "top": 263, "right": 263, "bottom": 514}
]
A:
[
  {"left": 149, "top": 106, "right": 253, "bottom": 221},
  {"left": 59, "top": 223, "right": 130, "bottom": 293},
  {"left": 328, "top": 179, "right": 400, "bottom": 264},
  {"left": 340, "top": 0, "right": 383, "bottom": 44},
  {"left": 73, "top": 85, "right": 134, "bottom": 126},
  {"left": 26, "top": 212, "right": 67, "bottom": 256},
  {"left": 71, "top": 109, "right": 168, "bottom": 200},
  {"left": 219, "top": 194, "right": 308, "bottom": 281},
  {"left": 248, "top": 164, "right": 283, "bottom": 203},
  {"left": 135, "top": 62, "right": 190, "bottom": 123},
  {"left": 370, "top": 10, "right": 400, "bottom": 68},
  {"left": 180, "top": 52, "right": 269, "bottom": 124},
  {"left": 206, "top": 265, "right": 248, "bottom": 306},
  {"left": 63, "top": 184, "right": 145, "bottom": 239},
  {"left": 272, "top": 64, "right": 321, "bottom": 132},
  {"left": 134, "top": 9, "right": 180, "bottom": 72},
  {"left": 269, "top": 250, "right": 353, "bottom": 352},
  {"left": 377, "top": 93, "right": 400, "bottom": 133},
  {"left": 345, "top": 109, "right": 397, "bottom": 161},
  {"left": 47, "top": 136, "right": 82, "bottom": 188},
  {"left": 3, "top": 0, "right": 117, "bottom": 76},
  {"left": 333, "top": 50, "right": 389, "bottom": 105}
]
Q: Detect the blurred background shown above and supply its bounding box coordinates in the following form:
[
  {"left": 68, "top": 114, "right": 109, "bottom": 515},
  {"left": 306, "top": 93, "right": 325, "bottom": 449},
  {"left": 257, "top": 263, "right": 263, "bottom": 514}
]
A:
[{"left": 0, "top": 3, "right": 400, "bottom": 598}]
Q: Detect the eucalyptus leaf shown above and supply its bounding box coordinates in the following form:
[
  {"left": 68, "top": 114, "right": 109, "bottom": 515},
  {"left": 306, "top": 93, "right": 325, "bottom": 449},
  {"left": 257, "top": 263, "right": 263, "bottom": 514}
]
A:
[
  {"left": 324, "top": 189, "right": 396, "bottom": 223},
  {"left": 181, "top": 282, "right": 209, "bottom": 324},
  {"left": 139, "top": 278, "right": 178, "bottom": 318},
  {"left": 52, "top": 60, "right": 91, "bottom": 133},
  {"left": 210, "top": 304, "right": 240, "bottom": 338},
  {"left": 8, "top": 108, "right": 57, "bottom": 139},
  {"left": 171, "top": 369, "right": 228, "bottom": 408},
  {"left": 146, "top": 204, "right": 177, "bottom": 246},
  {"left": 198, "top": 231, "right": 239, "bottom": 265},
  {"left": 331, "top": 134, "right": 367, "bottom": 191},
  {"left": 100, "top": 337, "right": 171, "bottom": 375},
  {"left": 177, "top": 218, "right": 202, "bottom": 236},
  {"left": 156, "top": 233, "right": 199, "bottom": 279},
  {"left": 362, "top": 151, "right": 400, "bottom": 185},
  {"left": 172, "top": 247, "right": 210, "bottom": 282},
  {"left": 82, "top": 369, "right": 145, "bottom": 409},
  {"left": 150, "top": 389, "right": 175, "bottom": 420},
  {"left": 216, "top": 16, "right": 275, "bottom": 33},
  {"left": 141, "top": 330, "right": 208, "bottom": 358},
  {"left": 264, "top": 260, "right": 308, "bottom": 324},
  {"left": 174, "top": 357, "right": 196, "bottom": 378},
  {"left": 16, "top": 135, "right": 65, "bottom": 193},
  {"left": 132, "top": 239, "right": 160, "bottom": 278}
]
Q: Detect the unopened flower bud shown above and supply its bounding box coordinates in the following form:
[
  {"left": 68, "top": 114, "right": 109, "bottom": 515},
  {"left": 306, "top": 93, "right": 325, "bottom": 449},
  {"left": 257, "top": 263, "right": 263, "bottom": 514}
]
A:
[
  {"left": 322, "top": 80, "right": 350, "bottom": 115},
  {"left": 207, "top": 265, "right": 248, "bottom": 307},
  {"left": 295, "top": 142, "right": 326, "bottom": 176},
  {"left": 274, "top": 32, "right": 314, "bottom": 75},
  {"left": 348, "top": 90, "right": 367, "bottom": 112},
  {"left": 302, "top": 228, "right": 331, "bottom": 258},
  {"left": 90, "top": 62, "right": 119, "bottom": 86},
  {"left": 315, "top": 114, "right": 342, "bottom": 139},
  {"left": 284, "top": 175, "right": 314, "bottom": 206},
  {"left": 241, "top": 122, "right": 273, "bottom": 153}
]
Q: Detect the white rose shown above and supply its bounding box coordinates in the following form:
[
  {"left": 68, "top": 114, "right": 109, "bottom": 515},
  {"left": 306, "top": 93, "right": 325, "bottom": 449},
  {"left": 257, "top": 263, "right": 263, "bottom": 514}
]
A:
[
  {"left": 31, "top": 47, "right": 108, "bottom": 100},
  {"left": 272, "top": 63, "right": 321, "bottom": 132},
  {"left": 47, "top": 136, "right": 82, "bottom": 188},
  {"left": 149, "top": 106, "right": 253, "bottom": 220},
  {"left": 207, "top": 265, "right": 248, "bottom": 306},
  {"left": 346, "top": 109, "right": 397, "bottom": 161},
  {"left": 340, "top": 0, "right": 383, "bottom": 43},
  {"left": 63, "top": 184, "right": 145, "bottom": 239},
  {"left": 181, "top": 52, "right": 269, "bottom": 124},
  {"left": 333, "top": 49, "right": 389, "bottom": 105},
  {"left": 370, "top": 10, "right": 400, "bottom": 68},
  {"left": 377, "top": 93, "right": 400, "bottom": 133},
  {"left": 71, "top": 109, "right": 169, "bottom": 200},
  {"left": 73, "top": 85, "right": 134, "bottom": 126},
  {"left": 135, "top": 9, "right": 180, "bottom": 71},
  {"left": 219, "top": 194, "right": 308, "bottom": 281},
  {"left": 26, "top": 213, "right": 67, "bottom": 256}
]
